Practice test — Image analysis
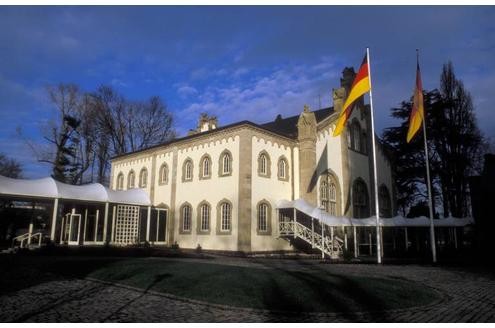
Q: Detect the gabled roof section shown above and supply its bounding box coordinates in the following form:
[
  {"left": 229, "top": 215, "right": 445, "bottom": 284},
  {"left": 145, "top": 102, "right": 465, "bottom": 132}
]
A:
[{"left": 261, "top": 107, "right": 335, "bottom": 138}]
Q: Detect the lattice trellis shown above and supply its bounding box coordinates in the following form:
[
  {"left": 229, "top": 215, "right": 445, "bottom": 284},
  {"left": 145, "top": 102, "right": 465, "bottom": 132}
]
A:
[{"left": 114, "top": 205, "right": 140, "bottom": 245}]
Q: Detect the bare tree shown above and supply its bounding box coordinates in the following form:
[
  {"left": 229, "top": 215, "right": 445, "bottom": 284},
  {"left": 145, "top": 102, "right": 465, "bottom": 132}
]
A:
[{"left": 0, "top": 153, "right": 22, "bottom": 178}]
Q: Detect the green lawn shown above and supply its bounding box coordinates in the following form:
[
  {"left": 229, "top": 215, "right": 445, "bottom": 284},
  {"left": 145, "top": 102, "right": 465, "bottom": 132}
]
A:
[{"left": 0, "top": 255, "right": 441, "bottom": 313}]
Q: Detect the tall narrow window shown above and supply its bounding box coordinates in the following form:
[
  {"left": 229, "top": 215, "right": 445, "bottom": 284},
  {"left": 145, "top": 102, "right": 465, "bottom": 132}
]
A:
[
  {"left": 277, "top": 157, "right": 289, "bottom": 181},
  {"left": 379, "top": 185, "right": 392, "bottom": 218},
  {"left": 200, "top": 204, "right": 210, "bottom": 231},
  {"left": 116, "top": 172, "right": 124, "bottom": 190},
  {"left": 159, "top": 163, "right": 168, "bottom": 185},
  {"left": 183, "top": 159, "right": 193, "bottom": 182},
  {"left": 223, "top": 154, "right": 230, "bottom": 174},
  {"left": 127, "top": 171, "right": 135, "bottom": 189},
  {"left": 320, "top": 180, "right": 328, "bottom": 212},
  {"left": 139, "top": 168, "right": 148, "bottom": 188},
  {"left": 352, "top": 122, "right": 361, "bottom": 152},
  {"left": 260, "top": 155, "right": 267, "bottom": 174},
  {"left": 319, "top": 171, "right": 341, "bottom": 216},
  {"left": 353, "top": 179, "right": 369, "bottom": 218},
  {"left": 329, "top": 182, "right": 337, "bottom": 215},
  {"left": 182, "top": 205, "right": 191, "bottom": 232},
  {"left": 219, "top": 150, "right": 233, "bottom": 177},
  {"left": 258, "top": 203, "right": 268, "bottom": 232},
  {"left": 258, "top": 151, "right": 271, "bottom": 177},
  {"left": 220, "top": 202, "right": 231, "bottom": 231},
  {"left": 200, "top": 155, "right": 211, "bottom": 179}
]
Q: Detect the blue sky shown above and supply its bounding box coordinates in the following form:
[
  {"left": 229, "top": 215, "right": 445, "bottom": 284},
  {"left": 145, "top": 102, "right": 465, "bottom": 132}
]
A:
[{"left": 1, "top": 6, "right": 494, "bottom": 178}]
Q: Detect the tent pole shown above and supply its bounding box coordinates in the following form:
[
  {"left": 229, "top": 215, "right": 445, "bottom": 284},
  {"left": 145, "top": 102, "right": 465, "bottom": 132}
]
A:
[
  {"left": 50, "top": 198, "right": 59, "bottom": 242},
  {"left": 103, "top": 202, "right": 109, "bottom": 243}
]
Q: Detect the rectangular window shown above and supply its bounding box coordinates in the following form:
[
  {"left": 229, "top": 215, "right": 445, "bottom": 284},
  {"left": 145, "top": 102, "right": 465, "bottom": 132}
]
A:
[{"left": 258, "top": 204, "right": 268, "bottom": 232}]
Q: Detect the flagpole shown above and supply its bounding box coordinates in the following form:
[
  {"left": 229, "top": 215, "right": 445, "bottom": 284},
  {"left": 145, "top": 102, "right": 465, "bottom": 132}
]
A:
[
  {"left": 366, "top": 47, "right": 382, "bottom": 264},
  {"left": 417, "top": 49, "right": 437, "bottom": 263}
]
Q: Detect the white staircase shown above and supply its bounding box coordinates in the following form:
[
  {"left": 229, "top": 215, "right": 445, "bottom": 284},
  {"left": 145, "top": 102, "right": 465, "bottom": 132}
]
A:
[{"left": 279, "top": 219, "right": 344, "bottom": 259}]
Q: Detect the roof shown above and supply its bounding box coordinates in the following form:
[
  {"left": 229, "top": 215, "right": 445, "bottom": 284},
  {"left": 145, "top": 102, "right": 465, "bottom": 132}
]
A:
[
  {"left": 261, "top": 107, "right": 335, "bottom": 138},
  {"left": 111, "top": 107, "right": 336, "bottom": 161},
  {"left": 0, "top": 175, "right": 151, "bottom": 206}
]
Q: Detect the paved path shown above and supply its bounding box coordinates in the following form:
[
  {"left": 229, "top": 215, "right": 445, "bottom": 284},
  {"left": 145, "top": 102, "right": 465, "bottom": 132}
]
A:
[{"left": 1, "top": 257, "right": 495, "bottom": 322}]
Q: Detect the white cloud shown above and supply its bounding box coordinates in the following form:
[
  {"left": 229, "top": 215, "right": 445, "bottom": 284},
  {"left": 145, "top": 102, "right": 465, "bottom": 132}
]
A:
[
  {"left": 177, "top": 84, "right": 198, "bottom": 98},
  {"left": 175, "top": 57, "right": 340, "bottom": 134}
]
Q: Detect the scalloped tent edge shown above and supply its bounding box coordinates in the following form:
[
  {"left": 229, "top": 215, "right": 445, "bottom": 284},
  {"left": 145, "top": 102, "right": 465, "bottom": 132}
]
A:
[
  {"left": 0, "top": 175, "right": 151, "bottom": 206},
  {"left": 276, "top": 198, "right": 473, "bottom": 227}
]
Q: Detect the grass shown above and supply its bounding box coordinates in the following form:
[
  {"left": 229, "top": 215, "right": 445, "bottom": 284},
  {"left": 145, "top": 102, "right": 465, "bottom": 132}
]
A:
[{"left": 0, "top": 255, "right": 441, "bottom": 313}]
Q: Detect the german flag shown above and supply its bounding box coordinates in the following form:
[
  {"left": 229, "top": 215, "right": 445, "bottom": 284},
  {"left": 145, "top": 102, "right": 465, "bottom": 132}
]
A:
[
  {"left": 406, "top": 61, "right": 424, "bottom": 143},
  {"left": 333, "top": 53, "right": 371, "bottom": 136}
]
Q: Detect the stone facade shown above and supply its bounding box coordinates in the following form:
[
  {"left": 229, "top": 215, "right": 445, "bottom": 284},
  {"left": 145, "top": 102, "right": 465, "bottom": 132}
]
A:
[{"left": 109, "top": 68, "right": 396, "bottom": 252}]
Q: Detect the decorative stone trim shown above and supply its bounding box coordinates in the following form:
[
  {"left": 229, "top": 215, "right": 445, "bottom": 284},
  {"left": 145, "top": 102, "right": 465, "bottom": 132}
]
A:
[
  {"left": 178, "top": 202, "right": 192, "bottom": 234},
  {"left": 216, "top": 199, "right": 233, "bottom": 235},
  {"left": 257, "top": 150, "right": 271, "bottom": 178},
  {"left": 181, "top": 158, "right": 194, "bottom": 183},
  {"left": 196, "top": 201, "right": 211, "bottom": 235},
  {"left": 199, "top": 154, "right": 212, "bottom": 180},
  {"left": 256, "top": 199, "right": 272, "bottom": 235},
  {"left": 218, "top": 149, "right": 233, "bottom": 177},
  {"left": 277, "top": 155, "right": 290, "bottom": 182},
  {"left": 158, "top": 162, "right": 169, "bottom": 185}
]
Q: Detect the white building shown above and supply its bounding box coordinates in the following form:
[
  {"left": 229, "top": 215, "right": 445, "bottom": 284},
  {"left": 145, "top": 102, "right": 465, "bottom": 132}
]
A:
[{"left": 109, "top": 67, "right": 396, "bottom": 253}]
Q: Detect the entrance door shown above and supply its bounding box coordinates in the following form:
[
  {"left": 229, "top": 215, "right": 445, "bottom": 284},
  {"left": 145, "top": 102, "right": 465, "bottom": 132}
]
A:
[{"left": 68, "top": 214, "right": 82, "bottom": 245}]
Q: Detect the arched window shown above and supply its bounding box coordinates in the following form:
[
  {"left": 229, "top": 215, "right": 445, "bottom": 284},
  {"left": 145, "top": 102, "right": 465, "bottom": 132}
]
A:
[
  {"left": 277, "top": 157, "right": 289, "bottom": 181},
  {"left": 220, "top": 202, "right": 231, "bottom": 232},
  {"left": 199, "top": 154, "right": 212, "bottom": 179},
  {"left": 180, "top": 203, "right": 192, "bottom": 233},
  {"left": 198, "top": 202, "right": 210, "bottom": 232},
  {"left": 320, "top": 180, "right": 328, "bottom": 211},
  {"left": 127, "top": 170, "right": 135, "bottom": 189},
  {"left": 346, "top": 128, "right": 352, "bottom": 148},
  {"left": 182, "top": 159, "right": 193, "bottom": 182},
  {"left": 257, "top": 200, "right": 271, "bottom": 234},
  {"left": 319, "top": 171, "right": 341, "bottom": 216},
  {"left": 219, "top": 150, "right": 233, "bottom": 177},
  {"left": 353, "top": 178, "right": 370, "bottom": 218},
  {"left": 379, "top": 185, "right": 392, "bottom": 218},
  {"left": 329, "top": 182, "right": 337, "bottom": 216},
  {"left": 139, "top": 168, "right": 148, "bottom": 188},
  {"left": 116, "top": 172, "right": 124, "bottom": 190},
  {"left": 159, "top": 163, "right": 168, "bottom": 185},
  {"left": 352, "top": 121, "right": 361, "bottom": 152},
  {"left": 258, "top": 151, "right": 271, "bottom": 177},
  {"left": 361, "top": 132, "right": 368, "bottom": 154}
]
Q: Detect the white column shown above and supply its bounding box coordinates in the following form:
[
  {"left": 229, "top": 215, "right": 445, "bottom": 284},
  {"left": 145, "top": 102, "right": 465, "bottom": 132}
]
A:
[
  {"left": 103, "top": 202, "right": 109, "bottom": 243},
  {"left": 293, "top": 208, "right": 297, "bottom": 238},
  {"left": 311, "top": 218, "right": 314, "bottom": 248},
  {"left": 321, "top": 223, "right": 325, "bottom": 259},
  {"left": 369, "top": 230, "right": 372, "bottom": 255},
  {"left": 344, "top": 227, "right": 348, "bottom": 250},
  {"left": 110, "top": 205, "right": 116, "bottom": 243},
  {"left": 380, "top": 226, "right": 384, "bottom": 258},
  {"left": 83, "top": 209, "right": 88, "bottom": 244},
  {"left": 146, "top": 206, "right": 151, "bottom": 242},
  {"left": 353, "top": 226, "right": 358, "bottom": 258},
  {"left": 28, "top": 223, "right": 33, "bottom": 245},
  {"left": 405, "top": 227, "right": 409, "bottom": 250},
  {"left": 94, "top": 209, "right": 99, "bottom": 242},
  {"left": 50, "top": 198, "right": 59, "bottom": 241}
]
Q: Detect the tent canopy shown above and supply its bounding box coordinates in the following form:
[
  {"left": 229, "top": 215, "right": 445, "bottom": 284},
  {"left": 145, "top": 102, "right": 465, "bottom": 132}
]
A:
[
  {"left": 0, "top": 175, "right": 151, "bottom": 206},
  {"left": 276, "top": 198, "right": 473, "bottom": 227}
]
